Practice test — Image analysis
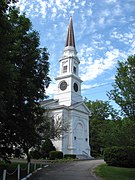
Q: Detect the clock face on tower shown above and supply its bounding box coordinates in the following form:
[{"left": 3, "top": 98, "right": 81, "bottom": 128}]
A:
[
  {"left": 73, "top": 83, "right": 78, "bottom": 92},
  {"left": 60, "top": 81, "right": 67, "bottom": 91}
]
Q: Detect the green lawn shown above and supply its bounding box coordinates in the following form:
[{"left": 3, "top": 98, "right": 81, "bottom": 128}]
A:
[{"left": 95, "top": 163, "right": 135, "bottom": 180}]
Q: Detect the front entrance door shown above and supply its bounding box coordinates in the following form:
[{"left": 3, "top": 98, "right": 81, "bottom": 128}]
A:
[{"left": 76, "top": 123, "right": 84, "bottom": 154}]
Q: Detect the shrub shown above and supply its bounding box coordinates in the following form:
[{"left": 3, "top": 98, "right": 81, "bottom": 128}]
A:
[
  {"left": 49, "top": 151, "right": 63, "bottom": 160},
  {"left": 64, "top": 154, "right": 76, "bottom": 159},
  {"left": 104, "top": 146, "right": 135, "bottom": 168},
  {"left": 41, "top": 139, "right": 56, "bottom": 159},
  {"left": 91, "top": 150, "right": 101, "bottom": 158}
]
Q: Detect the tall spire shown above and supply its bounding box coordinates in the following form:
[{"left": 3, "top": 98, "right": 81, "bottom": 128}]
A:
[{"left": 65, "top": 16, "right": 76, "bottom": 48}]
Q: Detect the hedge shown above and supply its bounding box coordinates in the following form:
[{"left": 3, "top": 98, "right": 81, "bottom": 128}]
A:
[
  {"left": 64, "top": 154, "right": 76, "bottom": 159},
  {"left": 49, "top": 151, "right": 63, "bottom": 160},
  {"left": 104, "top": 146, "right": 135, "bottom": 168}
]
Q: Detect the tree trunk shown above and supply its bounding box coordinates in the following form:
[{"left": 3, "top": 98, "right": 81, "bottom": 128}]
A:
[{"left": 26, "top": 148, "right": 31, "bottom": 163}]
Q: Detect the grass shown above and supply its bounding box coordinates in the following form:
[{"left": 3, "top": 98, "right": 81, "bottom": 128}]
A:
[
  {"left": 0, "top": 161, "right": 43, "bottom": 180},
  {"left": 95, "top": 163, "right": 135, "bottom": 180}
]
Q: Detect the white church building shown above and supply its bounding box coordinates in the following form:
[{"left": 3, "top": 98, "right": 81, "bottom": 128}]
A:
[{"left": 41, "top": 17, "right": 92, "bottom": 158}]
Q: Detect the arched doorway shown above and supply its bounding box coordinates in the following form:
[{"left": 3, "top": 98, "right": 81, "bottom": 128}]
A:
[{"left": 75, "top": 122, "right": 84, "bottom": 154}]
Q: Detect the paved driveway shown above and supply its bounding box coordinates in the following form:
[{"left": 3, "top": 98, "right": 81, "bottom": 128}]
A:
[{"left": 29, "top": 159, "right": 104, "bottom": 180}]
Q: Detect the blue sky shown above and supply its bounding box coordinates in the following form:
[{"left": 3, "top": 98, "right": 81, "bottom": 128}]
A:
[{"left": 17, "top": 0, "right": 135, "bottom": 108}]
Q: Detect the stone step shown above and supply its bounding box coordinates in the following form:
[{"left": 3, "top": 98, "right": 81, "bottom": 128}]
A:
[{"left": 76, "top": 154, "right": 94, "bottom": 160}]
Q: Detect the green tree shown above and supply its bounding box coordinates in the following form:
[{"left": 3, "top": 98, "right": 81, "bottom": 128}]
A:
[
  {"left": 0, "top": 0, "right": 17, "bottom": 13},
  {"left": 108, "top": 55, "right": 135, "bottom": 121},
  {"left": 100, "top": 119, "right": 123, "bottom": 147},
  {"left": 85, "top": 99, "right": 120, "bottom": 157},
  {"left": 116, "top": 118, "right": 135, "bottom": 146},
  {"left": 0, "top": 0, "right": 19, "bottom": 162},
  {"left": 107, "top": 55, "right": 135, "bottom": 148},
  {"left": 9, "top": 9, "right": 51, "bottom": 162},
  {"left": 0, "top": 4, "right": 51, "bottom": 162}
]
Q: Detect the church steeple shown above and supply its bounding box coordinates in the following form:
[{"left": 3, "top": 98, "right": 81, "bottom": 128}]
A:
[
  {"left": 65, "top": 16, "right": 76, "bottom": 48},
  {"left": 54, "top": 17, "right": 82, "bottom": 106},
  {"left": 42, "top": 16, "right": 91, "bottom": 159}
]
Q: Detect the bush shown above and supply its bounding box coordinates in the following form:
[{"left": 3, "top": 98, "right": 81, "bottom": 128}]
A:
[
  {"left": 49, "top": 151, "right": 63, "bottom": 160},
  {"left": 64, "top": 154, "right": 76, "bottom": 159},
  {"left": 41, "top": 139, "right": 56, "bottom": 159},
  {"left": 104, "top": 146, "right": 135, "bottom": 168},
  {"left": 91, "top": 150, "right": 101, "bottom": 158}
]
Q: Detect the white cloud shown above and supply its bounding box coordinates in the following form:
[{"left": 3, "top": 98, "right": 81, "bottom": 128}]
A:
[
  {"left": 81, "top": 1, "right": 86, "bottom": 6},
  {"left": 16, "top": 0, "right": 93, "bottom": 23},
  {"left": 17, "top": 0, "right": 48, "bottom": 18},
  {"left": 105, "top": 0, "right": 117, "bottom": 3},
  {"left": 77, "top": 13, "right": 87, "bottom": 37},
  {"left": 113, "top": 4, "right": 122, "bottom": 16},
  {"left": 16, "top": 0, "right": 27, "bottom": 12},
  {"left": 47, "top": 0, "right": 54, "bottom": 8},
  {"left": 55, "top": 0, "right": 61, "bottom": 6},
  {"left": 69, "top": 10, "right": 75, "bottom": 16},
  {"left": 106, "top": 75, "right": 115, "bottom": 81},
  {"left": 46, "top": 82, "right": 57, "bottom": 97},
  {"left": 80, "top": 48, "right": 123, "bottom": 82},
  {"left": 106, "top": 41, "right": 111, "bottom": 45},
  {"left": 101, "top": 9, "right": 110, "bottom": 17},
  {"left": 87, "top": 9, "right": 92, "bottom": 16},
  {"left": 111, "top": 30, "right": 135, "bottom": 45},
  {"left": 51, "top": 7, "right": 57, "bottom": 18},
  {"left": 98, "top": 17, "right": 105, "bottom": 25},
  {"left": 40, "top": 1, "right": 47, "bottom": 18}
]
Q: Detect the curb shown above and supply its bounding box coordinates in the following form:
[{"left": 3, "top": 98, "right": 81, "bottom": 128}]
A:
[{"left": 21, "top": 165, "right": 49, "bottom": 180}]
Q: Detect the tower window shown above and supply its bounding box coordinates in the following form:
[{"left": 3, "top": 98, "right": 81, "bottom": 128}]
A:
[
  {"left": 63, "top": 65, "right": 67, "bottom": 73},
  {"left": 73, "top": 66, "right": 76, "bottom": 74}
]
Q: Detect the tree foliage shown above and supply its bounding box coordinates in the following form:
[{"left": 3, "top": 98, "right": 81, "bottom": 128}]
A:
[
  {"left": 108, "top": 55, "right": 135, "bottom": 121},
  {"left": 84, "top": 99, "right": 120, "bottom": 157},
  {"left": 0, "top": 3, "right": 51, "bottom": 162},
  {"left": 121, "top": 118, "right": 135, "bottom": 146},
  {"left": 0, "top": 0, "right": 18, "bottom": 13},
  {"left": 85, "top": 55, "right": 135, "bottom": 158},
  {"left": 85, "top": 99, "right": 135, "bottom": 158}
]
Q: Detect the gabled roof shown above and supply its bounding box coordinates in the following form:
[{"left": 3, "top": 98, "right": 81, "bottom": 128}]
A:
[
  {"left": 65, "top": 16, "right": 76, "bottom": 48},
  {"left": 69, "top": 102, "right": 91, "bottom": 115},
  {"left": 40, "top": 99, "right": 69, "bottom": 111},
  {"left": 41, "top": 99, "right": 91, "bottom": 116},
  {"left": 40, "top": 99, "right": 58, "bottom": 106}
]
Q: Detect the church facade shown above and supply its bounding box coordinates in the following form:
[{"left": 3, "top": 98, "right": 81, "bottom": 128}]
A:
[{"left": 41, "top": 17, "right": 92, "bottom": 158}]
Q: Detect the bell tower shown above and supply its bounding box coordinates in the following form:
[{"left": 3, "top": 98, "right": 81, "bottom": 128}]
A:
[
  {"left": 42, "top": 17, "right": 92, "bottom": 158},
  {"left": 54, "top": 17, "right": 82, "bottom": 106}
]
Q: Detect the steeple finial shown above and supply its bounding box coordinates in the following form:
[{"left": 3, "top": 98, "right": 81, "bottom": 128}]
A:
[{"left": 65, "top": 16, "right": 76, "bottom": 48}]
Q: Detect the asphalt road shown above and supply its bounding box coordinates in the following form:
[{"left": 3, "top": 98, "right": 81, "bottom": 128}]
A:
[{"left": 29, "top": 159, "right": 104, "bottom": 180}]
